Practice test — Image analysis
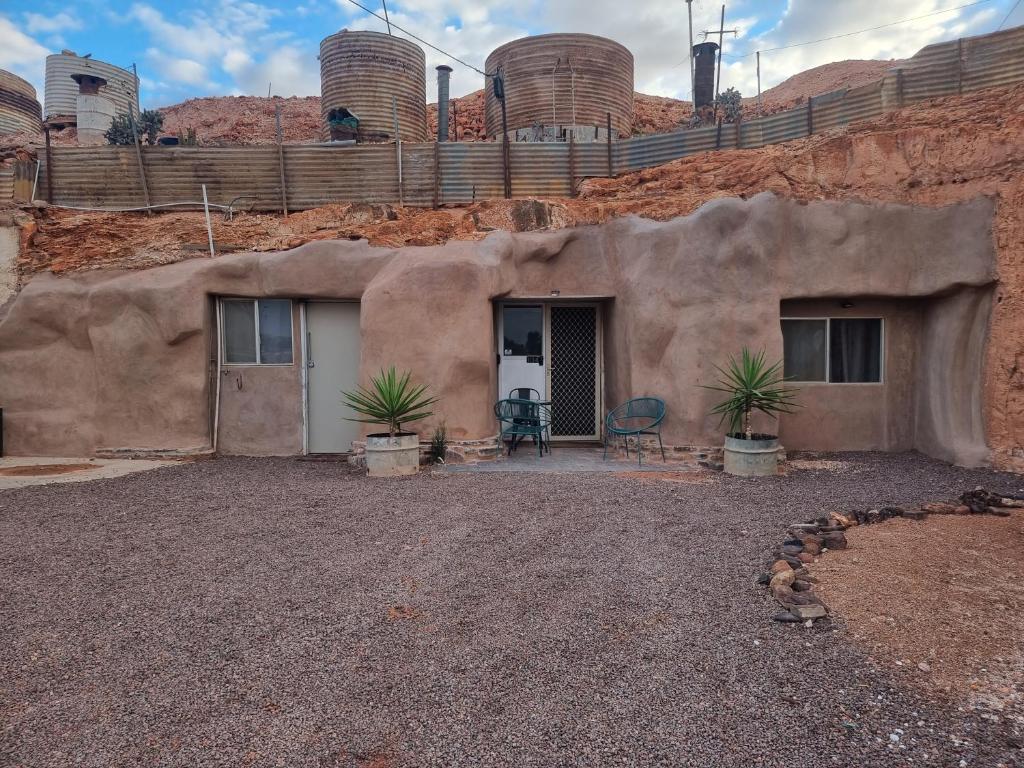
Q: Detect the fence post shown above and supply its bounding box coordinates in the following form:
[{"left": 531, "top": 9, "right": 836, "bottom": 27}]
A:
[
  {"left": 896, "top": 68, "right": 905, "bottom": 108},
  {"left": 128, "top": 104, "right": 153, "bottom": 214},
  {"left": 806, "top": 96, "right": 814, "bottom": 136},
  {"left": 715, "top": 117, "right": 723, "bottom": 149},
  {"left": 606, "top": 112, "right": 613, "bottom": 177},
  {"left": 275, "top": 105, "right": 288, "bottom": 217},
  {"left": 568, "top": 131, "right": 576, "bottom": 198}
]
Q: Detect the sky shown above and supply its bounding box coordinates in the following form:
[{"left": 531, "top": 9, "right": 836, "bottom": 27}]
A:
[{"left": 1, "top": 0, "right": 1021, "bottom": 109}]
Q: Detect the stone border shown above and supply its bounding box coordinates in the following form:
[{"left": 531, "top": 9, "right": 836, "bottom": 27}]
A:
[{"left": 761, "top": 487, "right": 1024, "bottom": 626}]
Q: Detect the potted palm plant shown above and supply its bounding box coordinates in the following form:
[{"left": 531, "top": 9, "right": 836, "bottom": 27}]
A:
[
  {"left": 703, "top": 348, "right": 799, "bottom": 477},
  {"left": 342, "top": 366, "right": 438, "bottom": 477}
]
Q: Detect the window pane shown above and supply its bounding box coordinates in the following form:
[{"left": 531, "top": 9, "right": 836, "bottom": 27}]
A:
[
  {"left": 503, "top": 306, "right": 543, "bottom": 356},
  {"left": 830, "top": 319, "right": 882, "bottom": 383},
  {"left": 782, "top": 319, "right": 827, "bottom": 381},
  {"left": 223, "top": 300, "right": 257, "bottom": 364},
  {"left": 258, "top": 300, "right": 293, "bottom": 364}
]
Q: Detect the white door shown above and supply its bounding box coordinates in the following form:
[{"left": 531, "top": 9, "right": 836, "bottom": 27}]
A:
[
  {"left": 306, "top": 302, "right": 361, "bottom": 453},
  {"left": 498, "top": 304, "right": 546, "bottom": 401}
]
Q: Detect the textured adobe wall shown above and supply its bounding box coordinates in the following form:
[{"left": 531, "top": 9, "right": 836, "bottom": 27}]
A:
[{"left": 0, "top": 193, "right": 997, "bottom": 465}]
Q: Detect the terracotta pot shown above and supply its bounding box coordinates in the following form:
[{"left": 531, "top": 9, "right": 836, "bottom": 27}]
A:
[
  {"left": 365, "top": 432, "right": 420, "bottom": 477},
  {"left": 723, "top": 434, "right": 782, "bottom": 477}
]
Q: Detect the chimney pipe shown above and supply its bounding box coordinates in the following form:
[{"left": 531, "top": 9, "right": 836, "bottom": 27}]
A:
[{"left": 436, "top": 65, "right": 452, "bottom": 142}]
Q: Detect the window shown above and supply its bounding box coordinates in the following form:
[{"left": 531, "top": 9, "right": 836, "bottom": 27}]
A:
[
  {"left": 502, "top": 306, "right": 543, "bottom": 356},
  {"left": 781, "top": 318, "right": 882, "bottom": 383},
  {"left": 221, "top": 299, "right": 293, "bottom": 365}
]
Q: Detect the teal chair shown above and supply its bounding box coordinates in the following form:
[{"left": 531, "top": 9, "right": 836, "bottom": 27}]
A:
[
  {"left": 604, "top": 397, "right": 666, "bottom": 465},
  {"left": 495, "top": 398, "right": 551, "bottom": 457}
]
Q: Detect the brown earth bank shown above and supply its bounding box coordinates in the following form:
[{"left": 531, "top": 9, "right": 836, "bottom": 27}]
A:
[{"left": 810, "top": 508, "right": 1024, "bottom": 739}]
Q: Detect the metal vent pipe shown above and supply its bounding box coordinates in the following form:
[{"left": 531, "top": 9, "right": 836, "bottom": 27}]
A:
[{"left": 436, "top": 65, "right": 452, "bottom": 142}]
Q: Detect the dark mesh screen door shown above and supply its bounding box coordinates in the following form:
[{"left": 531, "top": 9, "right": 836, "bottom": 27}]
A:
[{"left": 549, "top": 306, "right": 598, "bottom": 438}]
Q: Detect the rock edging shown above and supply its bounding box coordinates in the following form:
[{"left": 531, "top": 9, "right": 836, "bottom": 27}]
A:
[{"left": 761, "top": 486, "right": 1024, "bottom": 626}]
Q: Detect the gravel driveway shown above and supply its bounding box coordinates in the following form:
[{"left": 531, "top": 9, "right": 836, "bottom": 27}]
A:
[{"left": 0, "top": 453, "right": 1020, "bottom": 767}]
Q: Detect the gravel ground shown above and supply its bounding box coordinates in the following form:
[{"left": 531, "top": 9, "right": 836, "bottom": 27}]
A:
[{"left": 1, "top": 452, "right": 1021, "bottom": 767}]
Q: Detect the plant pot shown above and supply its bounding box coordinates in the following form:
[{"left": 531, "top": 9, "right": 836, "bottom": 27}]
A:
[
  {"left": 365, "top": 432, "right": 420, "bottom": 477},
  {"left": 723, "top": 433, "right": 782, "bottom": 477}
]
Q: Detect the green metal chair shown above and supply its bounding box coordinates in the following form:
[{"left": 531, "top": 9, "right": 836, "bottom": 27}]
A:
[
  {"left": 494, "top": 398, "right": 551, "bottom": 457},
  {"left": 603, "top": 397, "right": 667, "bottom": 465}
]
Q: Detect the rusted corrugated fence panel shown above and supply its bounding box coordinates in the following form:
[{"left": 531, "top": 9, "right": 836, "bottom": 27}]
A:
[
  {"left": 811, "top": 81, "right": 884, "bottom": 132},
  {"left": 438, "top": 143, "right": 503, "bottom": 204},
  {"left": 41, "top": 146, "right": 143, "bottom": 208},
  {"left": 613, "top": 124, "right": 728, "bottom": 174},
  {"left": 754, "top": 106, "right": 808, "bottom": 147},
  {"left": 401, "top": 144, "right": 436, "bottom": 207},
  {"left": 899, "top": 38, "right": 961, "bottom": 104},
  {"left": 284, "top": 144, "right": 398, "bottom": 210},
  {"left": 145, "top": 147, "right": 281, "bottom": 210},
  {"left": 962, "top": 26, "right": 1024, "bottom": 92},
  {"left": 510, "top": 143, "right": 572, "bottom": 198},
  {"left": 0, "top": 170, "right": 13, "bottom": 201}
]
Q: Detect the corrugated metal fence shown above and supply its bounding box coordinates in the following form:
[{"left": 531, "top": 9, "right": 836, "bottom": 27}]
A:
[{"left": 17, "top": 24, "right": 1024, "bottom": 210}]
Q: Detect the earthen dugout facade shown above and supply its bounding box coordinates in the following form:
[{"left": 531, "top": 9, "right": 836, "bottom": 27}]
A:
[{"left": 0, "top": 193, "right": 997, "bottom": 466}]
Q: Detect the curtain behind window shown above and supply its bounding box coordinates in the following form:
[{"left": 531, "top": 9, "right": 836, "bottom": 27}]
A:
[
  {"left": 223, "top": 300, "right": 257, "bottom": 364},
  {"left": 830, "top": 319, "right": 881, "bottom": 382},
  {"left": 782, "top": 319, "right": 827, "bottom": 381},
  {"left": 258, "top": 300, "right": 293, "bottom": 364}
]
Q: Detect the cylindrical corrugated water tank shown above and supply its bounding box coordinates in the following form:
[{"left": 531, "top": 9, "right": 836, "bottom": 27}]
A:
[
  {"left": 76, "top": 94, "right": 116, "bottom": 145},
  {"left": 44, "top": 53, "right": 138, "bottom": 121},
  {"left": 692, "top": 42, "right": 719, "bottom": 109},
  {"left": 0, "top": 70, "right": 41, "bottom": 135},
  {"left": 484, "top": 33, "right": 633, "bottom": 139},
  {"left": 319, "top": 30, "right": 427, "bottom": 142},
  {"left": 436, "top": 65, "right": 452, "bottom": 142}
]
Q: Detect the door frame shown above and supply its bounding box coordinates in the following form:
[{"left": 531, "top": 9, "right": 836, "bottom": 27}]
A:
[
  {"left": 302, "top": 299, "right": 361, "bottom": 455},
  {"left": 496, "top": 300, "right": 603, "bottom": 442}
]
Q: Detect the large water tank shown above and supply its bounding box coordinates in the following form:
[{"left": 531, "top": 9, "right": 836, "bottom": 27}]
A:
[
  {"left": 44, "top": 52, "right": 138, "bottom": 121},
  {"left": 0, "top": 70, "right": 41, "bottom": 135},
  {"left": 484, "top": 33, "right": 634, "bottom": 140},
  {"left": 76, "top": 94, "right": 116, "bottom": 145},
  {"left": 319, "top": 30, "right": 427, "bottom": 142}
]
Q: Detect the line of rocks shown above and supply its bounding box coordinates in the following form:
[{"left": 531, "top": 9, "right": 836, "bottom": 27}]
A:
[{"left": 760, "top": 487, "right": 1024, "bottom": 626}]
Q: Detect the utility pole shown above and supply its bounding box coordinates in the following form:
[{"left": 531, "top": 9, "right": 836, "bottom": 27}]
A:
[
  {"left": 685, "top": 0, "right": 695, "bottom": 104},
  {"left": 381, "top": 0, "right": 392, "bottom": 34},
  {"left": 756, "top": 51, "right": 762, "bottom": 115}
]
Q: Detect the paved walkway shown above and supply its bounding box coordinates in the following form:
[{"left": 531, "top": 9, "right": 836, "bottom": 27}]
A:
[
  {"left": 443, "top": 442, "right": 701, "bottom": 473},
  {"left": 0, "top": 456, "right": 179, "bottom": 489}
]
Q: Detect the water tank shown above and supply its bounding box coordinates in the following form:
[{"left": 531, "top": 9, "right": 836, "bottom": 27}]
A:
[
  {"left": 0, "top": 70, "right": 41, "bottom": 135},
  {"left": 76, "top": 94, "right": 116, "bottom": 145},
  {"left": 319, "top": 30, "right": 427, "bottom": 142},
  {"left": 44, "top": 52, "right": 138, "bottom": 121},
  {"left": 692, "top": 42, "right": 719, "bottom": 109},
  {"left": 484, "top": 33, "right": 634, "bottom": 140}
]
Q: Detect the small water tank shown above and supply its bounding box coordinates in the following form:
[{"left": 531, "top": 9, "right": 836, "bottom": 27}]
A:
[
  {"left": 692, "top": 42, "right": 719, "bottom": 110},
  {"left": 319, "top": 29, "right": 427, "bottom": 142},
  {"left": 76, "top": 93, "right": 116, "bottom": 145}
]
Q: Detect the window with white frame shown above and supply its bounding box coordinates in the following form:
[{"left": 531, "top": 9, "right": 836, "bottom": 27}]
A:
[
  {"left": 781, "top": 318, "right": 883, "bottom": 383},
  {"left": 220, "top": 299, "right": 294, "bottom": 365}
]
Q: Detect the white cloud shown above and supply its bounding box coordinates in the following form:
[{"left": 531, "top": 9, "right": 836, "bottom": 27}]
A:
[
  {"left": 222, "top": 44, "right": 320, "bottom": 96},
  {"left": 145, "top": 48, "right": 210, "bottom": 86},
  {"left": 0, "top": 15, "right": 50, "bottom": 96},
  {"left": 23, "top": 11, "right": 82, "bottom": 35}
]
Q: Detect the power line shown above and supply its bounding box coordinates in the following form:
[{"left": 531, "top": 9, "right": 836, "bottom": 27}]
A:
[
  {"left": 998, "top": 0, "right": 1023, "bottom": 29},
  {"left": 341, "top": 0, "right": 490, "bottom": 76},
  {"left": 712, "top": 0, "right": 995, "bottom": 60}
]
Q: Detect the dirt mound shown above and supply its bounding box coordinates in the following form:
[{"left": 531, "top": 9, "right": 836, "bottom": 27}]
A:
[
  {"left": 157, "top": 95, "right": 322, "bottom": 146},
  {"left": 752, "top": 58, "right": 900, "bottom": 116}
]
